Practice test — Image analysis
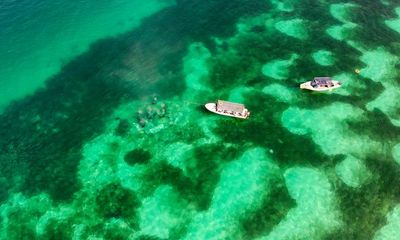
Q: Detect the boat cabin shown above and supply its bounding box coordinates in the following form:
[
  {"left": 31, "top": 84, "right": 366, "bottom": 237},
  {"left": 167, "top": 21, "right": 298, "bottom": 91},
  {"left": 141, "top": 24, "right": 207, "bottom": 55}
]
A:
[
  {"left": 311, "top": 77, "right": 335, "bottom": 88},
  {"left": 217, "top": 100, "right": 247, "bottom": 115}
]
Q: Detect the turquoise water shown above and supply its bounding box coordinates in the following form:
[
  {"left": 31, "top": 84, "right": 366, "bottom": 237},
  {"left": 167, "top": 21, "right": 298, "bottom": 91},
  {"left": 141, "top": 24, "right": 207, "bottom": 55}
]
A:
[
  {"left": 1, "top": 0, "right": 400, "bottom": 239},
  {"left": 0, "top": 0, "right": 173, "bottom": 112}
]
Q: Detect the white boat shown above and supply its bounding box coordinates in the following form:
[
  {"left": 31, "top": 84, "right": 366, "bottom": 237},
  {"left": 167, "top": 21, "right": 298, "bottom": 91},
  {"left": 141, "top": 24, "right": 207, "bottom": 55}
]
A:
[
  {"left": 205, "top": 100, "right": 250, "bottom": 119},
  {"left": 300, "top": 77, "right": 341, "bottom": 91}
]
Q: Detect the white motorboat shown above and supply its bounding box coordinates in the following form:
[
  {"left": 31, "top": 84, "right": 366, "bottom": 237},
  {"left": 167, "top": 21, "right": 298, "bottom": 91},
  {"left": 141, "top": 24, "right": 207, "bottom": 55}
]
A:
[
  {"left": 300, "top": 77, "right": 341, "bottom": 91},
  {"left": 205, "top": 100, "right": 250, "bottom": 119}
]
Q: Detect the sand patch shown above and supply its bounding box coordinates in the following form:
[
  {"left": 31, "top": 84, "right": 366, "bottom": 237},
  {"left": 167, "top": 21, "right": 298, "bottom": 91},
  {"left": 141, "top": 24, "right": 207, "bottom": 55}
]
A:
[
  {"left": 262, "top": 54, "right": 299, "bottom": 80},
  {"left": 274, "top": 19, "right": 309, "bottom": 40},
  {"left": 374, "top": 204, "right": 400, "bottom": 240},
  {"left": 281, "top": 103, "right": 380, "bottom": 157},
  {"left": 258, "top": 167, "right": 341, "bottom": 240},
  {"left": 312, "top": 50, "right": 335, "bottom": 66},
  {"left": 335, "top": 155, "right": 372, "bottom": 188},
  {"left": 385, "top": 7, "right": 400, "bottom": 34}
]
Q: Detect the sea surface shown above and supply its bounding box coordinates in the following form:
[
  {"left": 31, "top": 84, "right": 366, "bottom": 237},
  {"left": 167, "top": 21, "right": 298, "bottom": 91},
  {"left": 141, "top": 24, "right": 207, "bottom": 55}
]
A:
[{"left": 0, "top": 0, "right": 400, "bottom": 239}]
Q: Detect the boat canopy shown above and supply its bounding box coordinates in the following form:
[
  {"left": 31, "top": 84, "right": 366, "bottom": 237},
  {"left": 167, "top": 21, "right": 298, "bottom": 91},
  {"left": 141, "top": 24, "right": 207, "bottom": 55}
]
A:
[
  {"left": 217, "top": 100, "right": 245, "bottom": 113},
  {"left": 312, "top": 77, "right": 334, "bottom": 87}
]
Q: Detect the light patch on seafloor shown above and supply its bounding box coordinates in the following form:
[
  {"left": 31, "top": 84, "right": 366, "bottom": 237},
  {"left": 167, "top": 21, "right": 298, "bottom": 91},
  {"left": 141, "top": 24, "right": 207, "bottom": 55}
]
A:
[
  {"left": 374, "top": 204, "right": 400, "bottom": 240},
  {"left": 385, "top": 7, "right": 400, "bottom": 34},
  {"left": 236, "top": 14, "right": 270, "bottom": 34},
  {"left": 138, "top": 185, "right": 192, "bottom": 239},
  {"left": 326, "top": 23, "right": 357, "bottom": 41},
  {"left": 392, "top": 143, "right": 400, "bottom": 166},
  {"left": 274, "top": 19, "right": 309, "bottom": 40},
  {"left": 335, "top": 155, "right": 372, "bottom": 188},
  {"left": 258, "top": 167, "right": 341, "bottom": 240},
  {"left": 330, "top": 72, "right": 365, "bottom": 96},
  {"left": 330, "top": 3, "right": 359, "bottom": 23},
  {"left": 262, "top": 83, "right": 296, "bottom": 103},
  {"left": 162, "top": 142, "right": 193, "bottom": 176},
  {"left": 0, "top": 193, "right": 52, "bottom": 239},
  {"left": 262, "top": 54, "right": 299, "bottom": 80},
  {"left": 79, "top": 134, "right": 122, "bottom": 190},
  {"left": 183, "top": 148, "right": 279, "bottom": 240},
  {"left": 380, "top": 0, "right": 390, "bottom": 5},
  {"left": 183, "top": 43, "right": 212, "bottom": 93},
  {"left": 366, "top": 87, "right": 400, "bottom": 126},
  {"left": 281, "top": 103, "right": 380, "bottom": 157},
  {"left": 228, "top": 86, "right": 252, "bottom": 103},
  {"left": 271, "top": 0, "right": 294, "bottom": 12},
  {"left": 312, "top": 50, "right": 335, "bottom": 66},
  {"left": 36, "top": 205, "right": 75, "bottom": 237},
  {"left": 326, "top": 3, "right": 362, "bottom": 50},
  {"left": 361, "top": 48, "right": 400, "bottom": 126},
  {"left": 359, "top": 47, "right": 399, "bottom": 83}
]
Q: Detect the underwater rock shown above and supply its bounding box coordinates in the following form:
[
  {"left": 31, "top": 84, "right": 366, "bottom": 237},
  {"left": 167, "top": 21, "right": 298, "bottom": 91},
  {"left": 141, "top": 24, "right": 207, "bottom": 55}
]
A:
[{"left": 135, "top": 98, "right": 170, "bottom": 129}]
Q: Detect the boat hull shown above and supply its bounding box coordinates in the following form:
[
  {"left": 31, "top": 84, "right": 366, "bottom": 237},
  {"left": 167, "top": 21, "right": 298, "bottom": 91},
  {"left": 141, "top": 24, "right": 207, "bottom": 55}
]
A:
[
  {"left": 300, "top": 80, "right": 341, "bottom": 91},
  {"left": 205, "top": 103, "right": 249, "bottom": 119}
]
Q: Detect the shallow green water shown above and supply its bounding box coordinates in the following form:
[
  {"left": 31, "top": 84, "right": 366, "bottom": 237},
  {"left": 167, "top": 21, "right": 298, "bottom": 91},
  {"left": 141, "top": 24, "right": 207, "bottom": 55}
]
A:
[{"left": 1, "top": 0, "right": 400, "bottom": 239}]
